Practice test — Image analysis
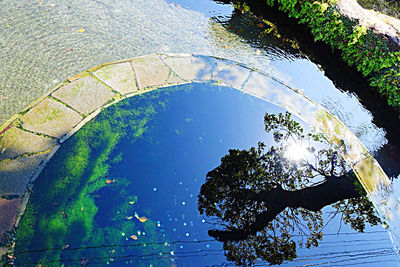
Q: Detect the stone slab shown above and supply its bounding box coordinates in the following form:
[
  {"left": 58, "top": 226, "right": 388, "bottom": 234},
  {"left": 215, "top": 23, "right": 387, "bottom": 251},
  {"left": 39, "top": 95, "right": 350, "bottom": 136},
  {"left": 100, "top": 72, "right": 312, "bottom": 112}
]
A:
[
  {"left": 0, "top": 198, "right": 21, "bottom": 242},
  {"left": 52, "top": 75, "right": 115, "bottom": 115},
  {"left": 213, "top": 61, "right": 251, "bottom": 89},
  {"left": 315, "top": 110, "right": 368, "bottom": 165},
  {"left": 163, "top": 55, "right": 214, "bottom": 81},
  {"left": 0, "top": 127, "right": 56, "bottom": 161},
  {"left": 242, "top": 71, "right": 273, "bottom": 98},
  {"left": 166, "top": 71, "right": 185, "bottom": 84},
  {"left": 131, "top": 55, "right": 170, "bottom": 89},
  {"left": 243, "top": 71, "right": 320, "bottom": 123},
  {"left": 354, "top": 156, "right": 390, "bottom": 194},
  {"left": 20, "top": 97, "right": 83, "bottom": 139},
  {"left": 0, "top": 153, "right": 47, "bottom": 196},
  {"left": 93, "top": 62, "right": 138, "bottom": 95}
]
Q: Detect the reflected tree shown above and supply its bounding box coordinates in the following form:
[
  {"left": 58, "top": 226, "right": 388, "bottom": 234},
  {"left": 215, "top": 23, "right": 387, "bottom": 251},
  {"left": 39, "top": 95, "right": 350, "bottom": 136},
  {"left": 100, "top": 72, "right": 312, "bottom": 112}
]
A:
[{"left": 198, "top": 112, "right": 380, "bottom": 265}]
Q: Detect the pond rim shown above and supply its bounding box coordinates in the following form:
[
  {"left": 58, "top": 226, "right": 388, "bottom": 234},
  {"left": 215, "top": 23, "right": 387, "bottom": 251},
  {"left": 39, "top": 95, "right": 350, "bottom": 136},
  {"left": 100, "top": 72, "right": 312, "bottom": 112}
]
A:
[{"left": 0, "top": 53, "right": 393, "bottom": 256}]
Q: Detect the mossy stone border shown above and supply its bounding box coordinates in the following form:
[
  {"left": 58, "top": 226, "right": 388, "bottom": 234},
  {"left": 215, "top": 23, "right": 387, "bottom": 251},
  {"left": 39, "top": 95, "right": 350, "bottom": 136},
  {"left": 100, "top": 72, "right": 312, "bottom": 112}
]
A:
[{"left": 0, "top": 53, "right": 392, "bottom": 256}]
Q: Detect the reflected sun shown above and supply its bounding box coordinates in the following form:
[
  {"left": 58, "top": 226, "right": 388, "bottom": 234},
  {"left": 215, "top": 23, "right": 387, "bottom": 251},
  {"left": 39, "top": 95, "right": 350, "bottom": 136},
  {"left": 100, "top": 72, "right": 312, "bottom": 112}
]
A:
[{"left": 285, "top": 142, "right": 308, "bottom": 162}]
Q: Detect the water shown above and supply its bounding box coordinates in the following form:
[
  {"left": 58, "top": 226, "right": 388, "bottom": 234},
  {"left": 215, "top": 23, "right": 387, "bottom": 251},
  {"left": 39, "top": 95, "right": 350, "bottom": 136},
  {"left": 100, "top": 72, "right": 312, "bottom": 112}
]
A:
[
  {"left": 13, "top": 84, "right": 398, "bottom": 266},
  {"left": 0, "top": 0, "right": 388, "bottom": 158},
  {"left": 2, "top": 0, "right": 400, "bottom": 265}
]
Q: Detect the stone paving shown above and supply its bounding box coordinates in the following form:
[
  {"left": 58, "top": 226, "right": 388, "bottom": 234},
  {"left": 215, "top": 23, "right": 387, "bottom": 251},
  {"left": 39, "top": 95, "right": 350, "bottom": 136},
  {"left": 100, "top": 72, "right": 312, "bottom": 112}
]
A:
[{"left": 0, "top": 53, "right": 392, "bottom": 256}]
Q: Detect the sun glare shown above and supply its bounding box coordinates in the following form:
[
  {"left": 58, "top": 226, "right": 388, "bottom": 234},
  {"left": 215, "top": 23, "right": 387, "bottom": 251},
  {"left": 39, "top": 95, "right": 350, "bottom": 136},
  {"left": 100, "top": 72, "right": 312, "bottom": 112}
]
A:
[{"left": 285, "top": 142, "right": 308, "bottom": 162}]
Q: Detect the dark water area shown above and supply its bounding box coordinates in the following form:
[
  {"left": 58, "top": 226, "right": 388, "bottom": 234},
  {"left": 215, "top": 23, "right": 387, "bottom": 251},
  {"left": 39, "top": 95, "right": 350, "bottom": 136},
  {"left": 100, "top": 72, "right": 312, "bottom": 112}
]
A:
[{"left": 13, "top": 84, "right": 398, "bottom": 266}]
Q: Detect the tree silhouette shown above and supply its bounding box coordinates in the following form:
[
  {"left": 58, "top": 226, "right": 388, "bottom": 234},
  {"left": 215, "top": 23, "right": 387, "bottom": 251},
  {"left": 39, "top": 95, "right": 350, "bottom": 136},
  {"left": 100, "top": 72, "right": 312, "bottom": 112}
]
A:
[{"left": 198, "top": 112, "right": 380, "bottom": 265}]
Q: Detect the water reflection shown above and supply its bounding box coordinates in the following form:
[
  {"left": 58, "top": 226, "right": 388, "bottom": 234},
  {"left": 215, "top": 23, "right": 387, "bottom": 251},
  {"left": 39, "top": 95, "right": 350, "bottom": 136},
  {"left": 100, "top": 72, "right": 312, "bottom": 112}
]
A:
[
  {"left": 12, "top": 84, "right": 397, "bottom": 266},
  {"left": 199, "top": 112, "right": 380, "bottom": 265},
  {"left": 0, "top": 0, "right": 389, "bottom": 170},
  {"left": 209, "top": 0, "right": 400, "bottom": 177}
]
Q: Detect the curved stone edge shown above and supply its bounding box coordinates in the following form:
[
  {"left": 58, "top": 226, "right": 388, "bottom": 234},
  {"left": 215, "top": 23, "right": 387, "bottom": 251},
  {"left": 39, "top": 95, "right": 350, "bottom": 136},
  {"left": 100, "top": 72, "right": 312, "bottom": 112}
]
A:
[{"left": 0, "top": 53, "right": 392, "bottom": 257}]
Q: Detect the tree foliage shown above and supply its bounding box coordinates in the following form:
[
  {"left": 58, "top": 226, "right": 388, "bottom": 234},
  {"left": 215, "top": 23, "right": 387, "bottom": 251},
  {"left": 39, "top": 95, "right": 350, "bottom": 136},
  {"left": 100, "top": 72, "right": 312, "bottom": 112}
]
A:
[{"left": 198, "top": 112, "right": 380, "bottom": 266}]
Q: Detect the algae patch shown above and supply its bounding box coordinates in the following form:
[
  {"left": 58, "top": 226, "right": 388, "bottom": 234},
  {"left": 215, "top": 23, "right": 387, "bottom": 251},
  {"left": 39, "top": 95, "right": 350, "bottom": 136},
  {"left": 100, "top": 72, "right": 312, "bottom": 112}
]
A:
[{"left": 13, "top": 87, "right": 179, "bottom": 266}]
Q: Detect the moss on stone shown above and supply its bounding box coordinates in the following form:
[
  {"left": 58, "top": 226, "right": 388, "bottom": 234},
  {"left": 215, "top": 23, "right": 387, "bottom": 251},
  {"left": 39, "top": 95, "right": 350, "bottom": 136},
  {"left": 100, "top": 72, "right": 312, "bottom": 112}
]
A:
[{"left": 14, "top": 87, "right": 177, "bottom": 265}]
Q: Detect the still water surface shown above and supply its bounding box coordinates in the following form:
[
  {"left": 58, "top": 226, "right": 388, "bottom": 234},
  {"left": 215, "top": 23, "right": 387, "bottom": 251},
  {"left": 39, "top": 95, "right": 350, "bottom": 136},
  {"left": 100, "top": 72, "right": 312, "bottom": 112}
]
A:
[
  {"left": 14, "top": 84, "right": 398, "bottom": 266},
  {"left": 2, "top": 0, "right": 400, "bottom": 265}
]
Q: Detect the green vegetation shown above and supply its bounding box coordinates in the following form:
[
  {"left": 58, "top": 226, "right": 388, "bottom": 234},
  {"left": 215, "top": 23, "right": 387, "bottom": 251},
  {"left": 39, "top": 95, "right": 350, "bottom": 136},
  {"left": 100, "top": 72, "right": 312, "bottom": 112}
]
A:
[
  {"left": 12, "top": 87, "right": 180, "bottom": 266},
  {"left": 233, "top": 0, "right": 400, "bottom": 114}
]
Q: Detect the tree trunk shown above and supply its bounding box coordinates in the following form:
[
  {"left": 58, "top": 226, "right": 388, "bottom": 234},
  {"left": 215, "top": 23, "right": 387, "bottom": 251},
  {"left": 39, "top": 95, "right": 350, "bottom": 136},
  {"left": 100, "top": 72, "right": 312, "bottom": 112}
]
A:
[{"left": 209, "top": 172, "right": 361, "bottom": 241}]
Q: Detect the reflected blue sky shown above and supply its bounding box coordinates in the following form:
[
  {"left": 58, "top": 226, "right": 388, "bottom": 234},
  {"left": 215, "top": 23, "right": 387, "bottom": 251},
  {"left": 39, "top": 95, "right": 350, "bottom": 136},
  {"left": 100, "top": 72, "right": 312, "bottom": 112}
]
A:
[
  {"left": 12, "top": 83, "right": 398, "bottom": 266},
  {"left": 98, "top": 84, "right": 396, "bottom": 266},
  {"left": 2, "top": 0, "right": 399, "bottom": 264}
]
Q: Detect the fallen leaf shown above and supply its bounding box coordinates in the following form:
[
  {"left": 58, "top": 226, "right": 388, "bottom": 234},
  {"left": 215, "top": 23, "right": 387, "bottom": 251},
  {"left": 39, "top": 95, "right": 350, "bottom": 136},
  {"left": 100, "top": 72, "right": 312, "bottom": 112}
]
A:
[
  {"left": 125, "top": 216, "right": 133, "bottom": 220},
  {"left": 106, "top": 179, "right": 115, "bottom": 184},
  {"left": 257, "top": 23, "right": 264, "bottom": 28},
  {"left": 78, "top": 29, "right": 85, "bottom": 33},
  {"left": 62, "top": 244, "right": 70, "bottom": 249},
  {"left": 138, "top": 216, "right": 148, "bottom": 223},
  {"left": 130, "top": 235, "right": 138, "bottom": 240},
  {"left": 129, "top": 201, "right": 135, "bottom": 205},
  {"left": 1, "top": 97, "right": 8, "bottom": 100},
  {"left": 66, "top": 48, "right": 73, "bottom": 52},
  {"left": 81, "top": 258, "right": 88, "bottom": 265}
]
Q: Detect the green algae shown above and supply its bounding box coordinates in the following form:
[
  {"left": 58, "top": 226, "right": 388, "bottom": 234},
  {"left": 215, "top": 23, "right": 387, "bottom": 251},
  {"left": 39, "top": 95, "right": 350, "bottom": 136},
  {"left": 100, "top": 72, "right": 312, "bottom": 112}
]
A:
[{"left": 13, "top": 86, "right": 183, "bottom": 266}]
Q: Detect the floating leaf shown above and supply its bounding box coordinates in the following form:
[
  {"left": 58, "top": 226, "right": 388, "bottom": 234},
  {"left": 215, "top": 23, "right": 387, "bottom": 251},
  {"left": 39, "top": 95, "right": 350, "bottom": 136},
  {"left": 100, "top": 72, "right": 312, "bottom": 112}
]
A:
[
  {"left": 125, "top": 216, "right": 133, "bottom": 220},
  {"left": 128, "top": 201, "right": 134, "bottom": 204},
  {"left": 78, "top": 28, "right": 85, "bottom": 33},
  {"left": 62, "top": 244, "right": 70, "bottom": 250},
  {"left": 106, "top": 179, "right": 115, "bottom": 184},
  {"left": 138, "top": 216, "right": 148, "bottom": 223},
  {"left": 130, "top": 235, "right": 138, "bottom": 240}
]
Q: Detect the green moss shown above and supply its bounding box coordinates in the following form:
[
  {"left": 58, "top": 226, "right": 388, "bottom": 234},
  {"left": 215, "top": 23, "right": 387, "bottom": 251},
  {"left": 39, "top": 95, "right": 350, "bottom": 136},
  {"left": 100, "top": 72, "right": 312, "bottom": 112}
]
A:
[
  {"left": 96, "top": 65, "right": 114, "bottom": 80},
  {"left": 44, "top": 108, "right": 62, "bottom": 122},
  {"left": 14, "top": 87, "right": 178, "bottom": 266}
]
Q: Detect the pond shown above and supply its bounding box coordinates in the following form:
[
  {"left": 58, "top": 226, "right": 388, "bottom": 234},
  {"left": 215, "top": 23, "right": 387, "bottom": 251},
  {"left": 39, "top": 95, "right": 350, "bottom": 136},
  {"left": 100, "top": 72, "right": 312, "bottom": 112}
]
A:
[
  {"left": 12, "top": 83, "right": 398, "bottom": 266},
  {"left": 1, "top": 0, "right": 400, "bottom": 265}
]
